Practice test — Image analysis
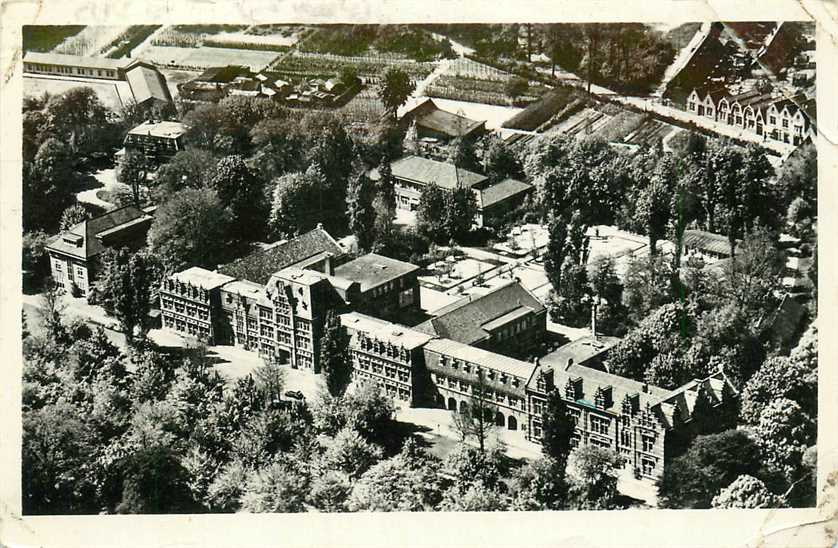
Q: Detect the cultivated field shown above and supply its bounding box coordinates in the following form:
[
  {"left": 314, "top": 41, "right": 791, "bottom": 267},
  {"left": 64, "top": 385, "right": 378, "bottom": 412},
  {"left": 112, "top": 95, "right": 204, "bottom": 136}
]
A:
[
  {"left": 52, "top": 25, "right": 131, "bottom": 57},
  {"left": 138, "top": 45, "right": 281, "bottom": 71}
]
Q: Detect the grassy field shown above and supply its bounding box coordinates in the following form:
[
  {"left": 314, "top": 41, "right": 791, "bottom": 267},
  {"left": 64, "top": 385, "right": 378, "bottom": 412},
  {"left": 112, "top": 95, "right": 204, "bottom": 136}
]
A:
[
  {"left": 22, "top": 26, "right": 85, "bottom": 52},
  {"left": 23, "top": 76, "right": 130, "bottom": 112}
]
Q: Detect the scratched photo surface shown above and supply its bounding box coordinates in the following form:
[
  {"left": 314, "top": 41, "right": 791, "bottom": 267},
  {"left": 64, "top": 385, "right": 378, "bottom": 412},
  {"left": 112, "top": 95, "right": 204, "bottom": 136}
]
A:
[{"left": 19, "top": 21, "right": 817, "bottom": 515}]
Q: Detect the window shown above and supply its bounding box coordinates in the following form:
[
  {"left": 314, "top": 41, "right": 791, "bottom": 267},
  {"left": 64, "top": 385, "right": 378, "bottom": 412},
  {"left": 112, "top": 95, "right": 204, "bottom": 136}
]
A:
[
  {"left": 642, "top": 434, "right": 656, "bottom": 452},
  {"left": 591, "top": 437, "right": 610, "bottom": 449},
  {"left": 620, "top": 430, "right": 631, "bottom": 447},
  {"left": 769, "top": 116, "right": 777, "bottom": 124},
  {"left": 532, "top": 400, "right": 544, "bottom": 415},
  {"left": 782, "top": 119, "right": 789, "bottom": 128},
  {"left": 641, "top": 457, "right": 656, "bottom": 476},
  {"left": 590, "top": 415, "right": 610, "bottom": 435}
]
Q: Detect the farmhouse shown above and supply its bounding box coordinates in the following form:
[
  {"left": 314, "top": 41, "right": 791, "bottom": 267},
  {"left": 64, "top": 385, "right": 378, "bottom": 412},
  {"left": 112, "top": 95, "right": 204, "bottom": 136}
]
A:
[
  {"left": 401, "top": 98, "right": 486, "bottom": 141},
  {"left": 45, "top": 205, "right": 155, "bottom": 299}
]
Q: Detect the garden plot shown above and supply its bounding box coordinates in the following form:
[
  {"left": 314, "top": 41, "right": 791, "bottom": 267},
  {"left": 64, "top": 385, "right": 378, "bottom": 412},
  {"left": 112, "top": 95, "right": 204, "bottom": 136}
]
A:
[
  {"left": 427, "top": 57, "right": 551, "bottom": 107},
  {"left": 52, "top": 25, "right": 131, "bottom": 56},
  {"left": 138, "top": 45, "right": 281, "bottom": 71},
  {"left": 546, "top": 107, "right": 613, "bottom": 139},
  {"left": 272, "top": 51, "right": 434, "bottom": 81}
]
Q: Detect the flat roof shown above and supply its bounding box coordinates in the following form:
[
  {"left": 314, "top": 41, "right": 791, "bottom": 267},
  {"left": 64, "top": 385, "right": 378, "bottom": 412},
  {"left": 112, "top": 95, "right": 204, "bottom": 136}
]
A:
[
  {"left": 127, "top": 120, "right": 187, "bottom": 139},
  {"left": 424, "top": 337, "right": 538, "bottom": 380},
  {"left": 170, "top": 267, "right": 236, "bottom": 290},
  {"left": 332, "top": 253, "right": 419, "bottom": 292},
  {"left": 23, "top": 51, "right": 131, "bottom": 71},
  {"left": 340, "top": 312, "right": 433, "bottom": 350},
  {"left": 540, "top": 336, "right": 621, "bottom": 369}
]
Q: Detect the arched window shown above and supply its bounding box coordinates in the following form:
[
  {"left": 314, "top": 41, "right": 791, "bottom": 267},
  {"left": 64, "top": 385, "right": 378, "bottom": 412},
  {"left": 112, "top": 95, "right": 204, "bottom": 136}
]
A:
[
  {"left": 508, "top": 416, "right": 518, "bottom": 430},
  {"left": 447, "top": 397, "right": 457, "bottom": 411},
  {"left": 495, "top": 411, "right": 505, "bottom": 427}
]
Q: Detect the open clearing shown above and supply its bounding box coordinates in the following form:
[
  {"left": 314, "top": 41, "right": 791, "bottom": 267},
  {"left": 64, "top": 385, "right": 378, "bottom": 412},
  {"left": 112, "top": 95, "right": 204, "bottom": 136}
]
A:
[
  {"left": 23, "top": 75, "right": 131, "bottom": 112},
  {"left": 138, "top": 45, "right": 280, "bottom": 71}
]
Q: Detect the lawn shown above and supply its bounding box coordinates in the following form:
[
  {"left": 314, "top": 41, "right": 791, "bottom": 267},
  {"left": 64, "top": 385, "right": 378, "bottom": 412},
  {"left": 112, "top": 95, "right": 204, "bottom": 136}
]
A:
[{"left": 22, "top": 25, "right": 85, "bottom": 52}]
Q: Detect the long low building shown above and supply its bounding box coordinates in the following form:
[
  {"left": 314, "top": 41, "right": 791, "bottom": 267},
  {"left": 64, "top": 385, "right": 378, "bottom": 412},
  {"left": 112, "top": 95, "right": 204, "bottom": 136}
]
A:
[{"left": 23, "top": 51, "right": 130, "bottom": 80}]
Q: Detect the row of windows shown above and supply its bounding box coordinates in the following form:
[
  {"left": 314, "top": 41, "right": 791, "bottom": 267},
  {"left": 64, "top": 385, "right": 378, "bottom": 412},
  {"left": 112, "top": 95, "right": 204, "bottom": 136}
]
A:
[
  {"left": 163, "top": 315, "right": 210, "bottom": 339},
  {"left": 25, "top": 63, "right": 117, "bottom": 78},
  {"left": 493, "top": 315, "right": 536, "bottom": 341},
  {"left": 434, "top": 373, "right": 523, "bottom": 409},
  {"left": 436, "top": 355, "right": 522, "bottom": 387}
]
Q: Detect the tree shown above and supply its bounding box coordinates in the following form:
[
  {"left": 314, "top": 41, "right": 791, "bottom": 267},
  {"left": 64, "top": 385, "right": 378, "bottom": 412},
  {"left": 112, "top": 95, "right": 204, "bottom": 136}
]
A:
[
  {"left": 44, "top": 86, "right": 112, "bottom": 155},
  {"left": 344, "top": 383, "right": 397, "bottom": 449},
  {"left": 543, "top": 214, "right": 569, "bottom": 292},
  {"left": 776, "top": 143, "right": 816, "bottom": 213},
  {"left": 59, "top": 204, "right": 90, "bottom": 231},
  {"left": 452, "top": 370, "right": 496, "bottom": 454},
  {"left": 96, "top": 248, "right": 158, "bottom": 346},
  {"left": 348, "top": 440, "right": 442, "bottom": 511},
  {"left": 622, "top": 253, "right": 675, "bottom": 324},
  {"left": 549, "top": 261, "right": 591, "bottom": 327},
  {"left": 509, "top": 456, "right": 568, "bottom": 510},
  {"left": 378, "top": 67, "right": 415, "bottom": 118},
  {"left": 634, "top": 167, "right": 672, "bottom": 256},
  {"left": 117, "top": 151, "right": 148, "bottom": 207},
  {"left": 239, "top": 461, "right": 309, "bottom": 513},
  {"left": 39, "top": 279, "right": 68, "bottom": 345},
  {"left": 317, "top": 427, "right": 384, "bottom": 480},
  {"left": 346, "top": 171, "right": 377, "bottom": 252},
  {"left": 504, "top": 76, "right": 529, "bottom": 102},
  {"left": 183, "top": 103, "right": 227, "bottom": 153},
  {"left": 153, "top": 149, "right": 219, "bottom": 197},
  {"left": 541, "top": 390, "right": 574, "bottom": 472},
  {"left": 22, "top": 230, "right": 52, "bottom": 288},
  {"left": 443, "top": 186, "right": 477, "bottom": 243},
  {"left": 309, "top": 471, "right": 353, "bottom": 512},
  {"left": 205, "top": 460, "right": 247, "bottom": 512},
  {"left": 483, "top": 137, "right": 525, "bottom": 182},
  {"left": 117, "top": 444, "right": 197, "bottom": 513},
  {"left": 740, "top": 356, "right": 817, "bottom": 425},
  {"left": 567, "top": 445, "right": 621, "bottom": 510},
  {"left": 754, "top": 398, "right": 816, "bottom": 478},
  {"left": 148, "top": 188, "right": 233, "bottom": 272},
  {"left": 210, "top": 155, "right": 268, "bottom": 242},
  {"left": 711, "top": 475, "right": 784, "bottom": 509},
  {"left": 24, "top": 138, "right": 76, "bottom": 231},
  {"left": 22, "top": 401, "right": 98, "bottom": 514},
  {"left": 447, "top": 137, "right": 481, "bottom": 173},
  {"left": 319, "top": 310, "right": 352, "bottom": 397},
  {"left": 438, "top": 480, "right": 509, "bottom": 511},
  {"left": 589, "top": 256, "right": 627, "bottom": 333},
  {"left": 416, "top": 183, "right": 448, "bottom": 243},
  {"left": 270, "top": 170, "right": 322, "bottom": 238},
  {"left": 657, "top": 429, "right": 763, "bottom": 509}
]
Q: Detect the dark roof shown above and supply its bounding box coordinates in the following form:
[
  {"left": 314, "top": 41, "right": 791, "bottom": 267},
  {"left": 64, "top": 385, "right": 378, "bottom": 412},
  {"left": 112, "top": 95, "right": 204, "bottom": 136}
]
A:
[
  {"left": 195, "top": 65, "right": 251, "bottom": 83},
  {"left": 219, "top": 228, "right": 344, "bottom": 285},
  {"left": 416, "top": 282, "right": 545, "bottom": 345},
  {"left": 474, "top": 178, "right": 532, "bottom": 210},
  {"left": 332, "top": 253, "right": 419, "bottom": 292},
  {"left": 682, "top": 229, "right": 734, "bottom": 256},
  {"left": 380, "top": 155, "right": 488, "bottom": 191},
  {"left": 46, "top": 205, "right": 152, "bottom": 260},
  {"left": 405, "top": 99, "right": 485, "bottom": 138},
  {"left": 125, "top": 65, "right": 172, "bottom": 106}
]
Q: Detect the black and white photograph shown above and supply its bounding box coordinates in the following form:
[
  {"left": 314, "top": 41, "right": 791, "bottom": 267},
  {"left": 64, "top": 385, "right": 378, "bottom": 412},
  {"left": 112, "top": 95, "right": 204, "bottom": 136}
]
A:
[{"left": 2, "top": 3, "right": 835, "bottom": 546}]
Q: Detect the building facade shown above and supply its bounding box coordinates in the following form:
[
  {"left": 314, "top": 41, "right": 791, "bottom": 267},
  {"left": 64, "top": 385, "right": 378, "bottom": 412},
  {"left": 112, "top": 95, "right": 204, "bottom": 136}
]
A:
[
  {"left": 332, "top": 253, "right": 421, "bottom": 322},
  {"left": 121, "top": 120, "right": 188, "bottom": 164},
  {"left": 341, "top": 312, "right": 432, "bottom": 404},
  {"left": 45, "top": 205, "right": 155, "bottom": 299},
  {"left": 526, "top": 361, "right": 738, "bottom": 481},
  {"left": 686, "top": 87, "right": 814, "bottom": 145},
  {"left": 159, "top": 267, "right": 235, "bottom": 344},
  {"left": 22, "top": 51, "right": 129, "bottom": 80},
  {"left": 423, "top": 338, "right": 535, "bottom": 433}
]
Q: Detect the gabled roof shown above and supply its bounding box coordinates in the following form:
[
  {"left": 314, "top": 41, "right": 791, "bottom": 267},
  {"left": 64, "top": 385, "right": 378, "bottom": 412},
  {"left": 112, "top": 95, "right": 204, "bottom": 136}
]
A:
[
  {"left": 127, "top": 120, "right": 187, "bottom": 139},
  {"left": 46, "top": 205, "right": 153, "bottom": 260},
  {"left": 125, "top": 65, "right": 172, "bottom": 106},
  {"left": 415, "top": 281, "right": 545, "bottom": 345},
  {"left": 219, "top": 227, "right": 344, "bottom": 285},
  {"left": 195, "top": 65, "right": 252, "bottom": 83},
  {"left": 405, "top": 98, "right": 485, "bottom": 138},
  {"left": 332, "top": 253, "right": 419, "bottom": 292},
  {"left": 682, "top": 229, "right": 734, "bottom": 256},
  {"left": 474, "top": 178, "right": 532, "bottom": 210},
  {"left": 377, "top": 155, "right": 488, "bottom": 191}
]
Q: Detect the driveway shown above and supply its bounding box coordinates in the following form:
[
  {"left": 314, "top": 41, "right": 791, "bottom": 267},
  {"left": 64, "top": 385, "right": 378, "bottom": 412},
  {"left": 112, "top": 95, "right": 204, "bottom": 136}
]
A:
[{"left": 76, "top": 168, "right": 130, "bottom": 210}]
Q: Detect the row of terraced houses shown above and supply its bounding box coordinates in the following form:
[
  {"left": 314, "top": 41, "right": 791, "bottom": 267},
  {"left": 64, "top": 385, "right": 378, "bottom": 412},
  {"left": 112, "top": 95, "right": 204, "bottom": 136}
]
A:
[
  {"left": 158, "top": 226, "right": 738, "bottom": 482},
  {"left": 685, "top": 86, "right": 815, "bottom": 145}
]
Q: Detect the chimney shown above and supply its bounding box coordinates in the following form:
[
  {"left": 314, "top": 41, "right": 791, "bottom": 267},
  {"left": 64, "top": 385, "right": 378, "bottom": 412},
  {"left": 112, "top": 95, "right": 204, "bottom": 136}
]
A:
[
  {"left": 316, "top": 222, "right": 323, "bottom": 230},
  {"left": 590, "top": 297, "right": 598, "bottom": 342},
  {"left": 642, "top": 383, "right": 649, "bottom": 394}
]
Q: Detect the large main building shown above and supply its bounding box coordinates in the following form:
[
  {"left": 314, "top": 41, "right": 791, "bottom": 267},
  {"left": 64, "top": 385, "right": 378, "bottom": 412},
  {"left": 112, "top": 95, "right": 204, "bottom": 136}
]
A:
[{"left": 161, "top": 229, "right": 738, "bottom": 482}]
